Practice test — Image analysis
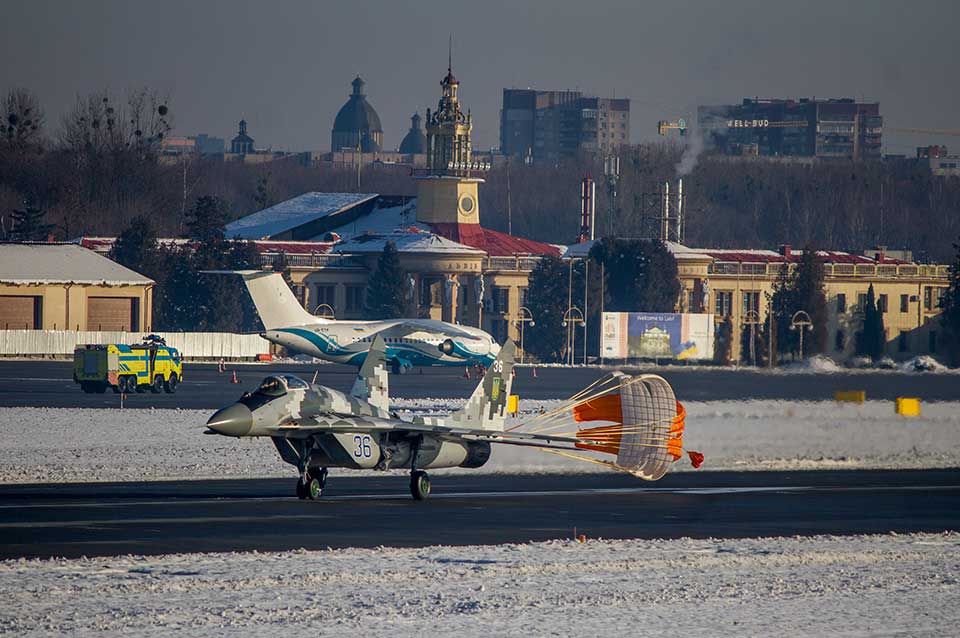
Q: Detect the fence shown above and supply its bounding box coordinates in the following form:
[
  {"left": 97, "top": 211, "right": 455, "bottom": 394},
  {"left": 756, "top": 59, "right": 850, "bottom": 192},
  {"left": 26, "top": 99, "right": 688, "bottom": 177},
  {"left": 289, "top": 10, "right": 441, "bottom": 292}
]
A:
[{"left": 0, "top": 330, "right": 270, "bottom": 360}]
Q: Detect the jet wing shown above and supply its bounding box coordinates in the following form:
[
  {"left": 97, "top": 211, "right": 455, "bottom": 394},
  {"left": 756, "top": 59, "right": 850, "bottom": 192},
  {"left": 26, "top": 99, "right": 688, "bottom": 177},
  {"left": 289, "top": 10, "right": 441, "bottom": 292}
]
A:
[
  {"left": 389, "top": 320, "right": 484, "bottom": 341},
  {"left": 269, "top": 415, "right": 597, "bottom": 452}
]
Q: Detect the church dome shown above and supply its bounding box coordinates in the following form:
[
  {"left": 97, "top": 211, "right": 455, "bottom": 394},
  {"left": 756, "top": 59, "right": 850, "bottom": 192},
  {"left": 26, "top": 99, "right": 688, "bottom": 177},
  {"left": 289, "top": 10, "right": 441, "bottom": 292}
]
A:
[
  {"left": 398, "top": 112, "right": 426, "bottom": 154},
  {"left": 331, "top": 76, "right": 384, "bottom": 152}
]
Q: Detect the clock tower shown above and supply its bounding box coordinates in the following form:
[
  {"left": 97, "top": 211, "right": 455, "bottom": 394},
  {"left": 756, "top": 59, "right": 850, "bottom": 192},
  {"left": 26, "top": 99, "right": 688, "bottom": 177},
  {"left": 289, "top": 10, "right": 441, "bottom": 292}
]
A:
[{"left": 415, "top": 63, "right": 484, "bottom": 225}]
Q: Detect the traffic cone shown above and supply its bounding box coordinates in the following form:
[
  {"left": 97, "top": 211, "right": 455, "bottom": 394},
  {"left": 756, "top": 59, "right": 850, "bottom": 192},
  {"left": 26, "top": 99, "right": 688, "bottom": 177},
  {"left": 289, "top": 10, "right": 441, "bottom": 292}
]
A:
[
  {"left": 231, "top": 370, "right": 239, "bottom": 384},
  {"left": 532, "top": 367, "right": 537, "bottom": 378}
]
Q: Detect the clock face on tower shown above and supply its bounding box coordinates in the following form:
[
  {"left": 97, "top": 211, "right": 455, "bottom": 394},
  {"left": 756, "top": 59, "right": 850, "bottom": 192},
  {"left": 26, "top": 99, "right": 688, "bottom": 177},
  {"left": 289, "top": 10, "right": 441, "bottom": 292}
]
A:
[{"left": 459, "top": 194, "right": 476, "bottom": 216}]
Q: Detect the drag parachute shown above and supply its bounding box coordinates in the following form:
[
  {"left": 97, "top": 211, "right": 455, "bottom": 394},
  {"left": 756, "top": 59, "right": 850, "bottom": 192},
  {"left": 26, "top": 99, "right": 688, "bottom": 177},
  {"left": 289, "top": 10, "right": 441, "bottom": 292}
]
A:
[{"left": 510, "top": 372, "right": 702, "bottom": 479}]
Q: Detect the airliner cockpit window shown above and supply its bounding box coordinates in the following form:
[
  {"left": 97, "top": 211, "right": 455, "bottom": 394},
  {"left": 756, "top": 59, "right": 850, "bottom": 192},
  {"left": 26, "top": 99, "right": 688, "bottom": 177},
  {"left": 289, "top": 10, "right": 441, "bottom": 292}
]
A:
[
  {"left": 282, "top": 375, "right": 309, "bottom": 390},
  {"left": 256, "top": 376, "right": 287, "bottom": 397}
]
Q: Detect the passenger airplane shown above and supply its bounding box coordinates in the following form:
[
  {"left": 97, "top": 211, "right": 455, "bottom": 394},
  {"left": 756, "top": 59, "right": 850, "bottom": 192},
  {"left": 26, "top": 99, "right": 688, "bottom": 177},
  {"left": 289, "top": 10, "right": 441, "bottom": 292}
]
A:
[{"left": 220, "top": 271, "right": 499, "bottom": 372}]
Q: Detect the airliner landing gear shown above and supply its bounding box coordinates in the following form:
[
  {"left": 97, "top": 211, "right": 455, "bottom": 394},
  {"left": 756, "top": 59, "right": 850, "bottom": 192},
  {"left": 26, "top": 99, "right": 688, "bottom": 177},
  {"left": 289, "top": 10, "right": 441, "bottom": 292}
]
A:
[
  {"left": 410, "top": 470, "right": 431, "bottom": 501},
  {"left": 296, "top": 467, "right": 328, "bottom": 500}
]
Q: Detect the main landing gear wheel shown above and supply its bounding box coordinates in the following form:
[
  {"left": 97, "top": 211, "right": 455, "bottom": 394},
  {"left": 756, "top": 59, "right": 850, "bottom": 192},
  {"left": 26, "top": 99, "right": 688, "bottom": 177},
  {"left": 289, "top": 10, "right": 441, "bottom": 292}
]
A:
[
  {"left": 410, "top": 470, "right": 431, "bottom": 501},
  {"left": 296, "top": 468, "right": 328, "bottom": 500}
]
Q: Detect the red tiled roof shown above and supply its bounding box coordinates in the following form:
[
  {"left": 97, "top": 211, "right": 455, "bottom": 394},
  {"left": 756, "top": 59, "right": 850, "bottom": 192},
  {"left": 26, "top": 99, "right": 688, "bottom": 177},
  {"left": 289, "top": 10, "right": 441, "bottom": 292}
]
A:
[{"left": 429, "top": 223, "right": 560, "bottom": 257}]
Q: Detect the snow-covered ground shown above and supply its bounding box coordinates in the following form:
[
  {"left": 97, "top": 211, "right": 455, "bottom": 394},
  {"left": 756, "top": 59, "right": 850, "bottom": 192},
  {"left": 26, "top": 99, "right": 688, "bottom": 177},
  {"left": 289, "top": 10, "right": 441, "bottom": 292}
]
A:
[
  {"left": 1, "top": 532, "right": 956, "bottom": 637},
  {"left": 1, "top": 399, "right": 958, "bottom": 484}
]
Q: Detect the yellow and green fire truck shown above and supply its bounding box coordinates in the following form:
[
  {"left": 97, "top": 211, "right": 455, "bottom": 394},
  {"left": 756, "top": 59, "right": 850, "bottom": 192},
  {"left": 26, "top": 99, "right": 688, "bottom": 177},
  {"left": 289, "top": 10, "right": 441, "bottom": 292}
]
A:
[{"left": 73, "top": 336, "right": 183, "bottom": 394}]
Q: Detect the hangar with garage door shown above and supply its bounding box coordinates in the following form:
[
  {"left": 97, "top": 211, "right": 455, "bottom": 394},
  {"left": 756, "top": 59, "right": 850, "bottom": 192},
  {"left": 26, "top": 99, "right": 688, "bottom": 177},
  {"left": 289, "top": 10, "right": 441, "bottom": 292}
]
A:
[{"left": 0, "top": 243, "right": 153, "bottom": 331}]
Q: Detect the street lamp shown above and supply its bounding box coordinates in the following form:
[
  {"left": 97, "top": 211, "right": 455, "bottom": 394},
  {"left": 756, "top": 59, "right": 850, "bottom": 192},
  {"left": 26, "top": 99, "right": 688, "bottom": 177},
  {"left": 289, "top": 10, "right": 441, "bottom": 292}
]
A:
[
  {"left": 313, "top": 303, "right": 335, "bottom": 320},
  {"left": 743, "top": 309, "right": 761, "bottom": 367},
  {"left": 790, "top": 310, "right": 814, "bottom": 360},
  {"left": 515, "top": 306, "right": 535, "bottom": 364},
  {"left": 562, "top": 306, "right": 585, "bottom": 366}
]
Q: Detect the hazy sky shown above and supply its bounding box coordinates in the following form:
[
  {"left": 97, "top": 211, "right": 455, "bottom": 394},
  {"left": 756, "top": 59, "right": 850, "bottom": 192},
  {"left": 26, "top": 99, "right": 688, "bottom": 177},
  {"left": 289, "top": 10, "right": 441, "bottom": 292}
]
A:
[{"left": 3, "top": 0, "right": 958, "bottom": 154}]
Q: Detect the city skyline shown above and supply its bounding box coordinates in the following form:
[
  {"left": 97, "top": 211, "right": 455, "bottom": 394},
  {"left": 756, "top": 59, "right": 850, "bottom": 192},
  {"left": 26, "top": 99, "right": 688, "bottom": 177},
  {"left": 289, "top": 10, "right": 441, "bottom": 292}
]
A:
[{"left": 2, "top": 0, "right": 957, "bottom": 154}]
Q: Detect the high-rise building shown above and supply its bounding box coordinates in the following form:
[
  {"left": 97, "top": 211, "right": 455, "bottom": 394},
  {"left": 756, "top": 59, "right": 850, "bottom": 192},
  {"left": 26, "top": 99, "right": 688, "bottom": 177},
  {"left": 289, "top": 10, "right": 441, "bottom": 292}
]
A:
[
  {"left": 698, "top": 98, "right": 882, "bottom": 161},
  {"left": 500, "top": 89, "right": 630, "bottom": 162}
]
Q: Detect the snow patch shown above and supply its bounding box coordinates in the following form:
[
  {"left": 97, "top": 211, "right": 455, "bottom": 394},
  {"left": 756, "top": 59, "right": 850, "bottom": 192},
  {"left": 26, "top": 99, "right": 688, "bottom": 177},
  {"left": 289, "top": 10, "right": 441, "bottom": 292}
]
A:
[{"left": 0, "top": 532, "right": 957, "bottom": 637}]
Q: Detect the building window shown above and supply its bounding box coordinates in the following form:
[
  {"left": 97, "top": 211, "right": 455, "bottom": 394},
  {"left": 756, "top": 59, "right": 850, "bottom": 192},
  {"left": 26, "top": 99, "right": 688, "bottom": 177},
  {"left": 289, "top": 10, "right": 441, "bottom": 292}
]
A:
[
  {"left": 519, "top": 287, "right": 528, "bottom": 308},
  {"left": 929, "top": 330, "right": 938, "bottom": 353},
  {"left": 857, "top": 293, "right": 868, "bottom": 313},
  {"left": 900, "top": 294, "right": 909, "bottom": 313},
  {"left": 313, "top": 284, "right": 335, "bottom": 309},
  {"left": 836, "top": 293, "right": 846, "bottom": 313},
  {"left": 491, "top": 319, "right": 509, "bottom": 344},
  {"left": 878, "top": 294, "right": 888, "bottom": 313},
  {"left": 420, "top": 276, "right": 441, "bottom": 307},
  {"left": 492, "top": 287, "right": 510, "bottom": 314},
  {"left": 345, "top": 285, "right": 364, "bottom": 314},
  {"left": 898, "top": 331, "right": 909, "bottom": 352},
  {"left": 923, "top": 287, "right": 944, "bottom": 311},
  {"left": 835, "top": 330, "right": 845, "bottom": 352},
  {"left": 715, "top": 291, "right": 732, "bottom": 316},
  {"left": 743, "top": 291, "right": 760, "bottom": 315}
]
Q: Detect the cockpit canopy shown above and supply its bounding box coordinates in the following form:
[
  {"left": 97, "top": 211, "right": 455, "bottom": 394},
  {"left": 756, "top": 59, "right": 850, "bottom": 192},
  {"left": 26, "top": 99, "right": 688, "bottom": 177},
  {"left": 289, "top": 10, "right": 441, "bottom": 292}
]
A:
[{"left": 255, "top": 375, "right": 309, "bottom": 397}]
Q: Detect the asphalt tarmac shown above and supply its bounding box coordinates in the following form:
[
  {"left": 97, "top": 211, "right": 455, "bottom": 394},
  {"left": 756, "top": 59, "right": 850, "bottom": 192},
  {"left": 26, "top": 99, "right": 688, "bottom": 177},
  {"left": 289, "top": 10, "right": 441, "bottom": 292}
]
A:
[
  {"left": 1, "top": 469, "right": 957, "bottom": 559},
  {"left": 1, "top": 360, "right": 958, "bottom": 408}
]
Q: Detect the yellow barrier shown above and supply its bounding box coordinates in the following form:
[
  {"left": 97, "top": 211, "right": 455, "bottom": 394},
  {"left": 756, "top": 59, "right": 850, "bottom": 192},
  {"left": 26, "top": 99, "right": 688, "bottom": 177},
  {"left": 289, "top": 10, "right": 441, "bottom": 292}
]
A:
[
  {"left": 507, "top": 394, "right": 520, "bottom": 415},
  {"left": 895, "top": 397, "right": 921, "bottom": 416},
  {"left": 834, "top": 390, "right": 866, "bottom": 403}
]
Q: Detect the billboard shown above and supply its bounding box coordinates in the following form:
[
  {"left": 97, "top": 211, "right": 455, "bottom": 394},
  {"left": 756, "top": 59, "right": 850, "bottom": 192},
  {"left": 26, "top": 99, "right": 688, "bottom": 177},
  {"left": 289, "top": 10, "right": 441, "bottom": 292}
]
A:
[{"left": 602, "top": 312, "right": 715, "bottom": 361}]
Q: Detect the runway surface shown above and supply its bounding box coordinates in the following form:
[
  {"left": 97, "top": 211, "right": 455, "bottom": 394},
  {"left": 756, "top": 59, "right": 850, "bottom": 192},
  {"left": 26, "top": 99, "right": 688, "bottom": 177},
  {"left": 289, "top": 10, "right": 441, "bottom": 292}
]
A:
[
  {"left": 1, "top": 469, "right": 957, "bottom": 559},
  {"left": 1, "top": 360, "right": 958, "bottom": 408}
]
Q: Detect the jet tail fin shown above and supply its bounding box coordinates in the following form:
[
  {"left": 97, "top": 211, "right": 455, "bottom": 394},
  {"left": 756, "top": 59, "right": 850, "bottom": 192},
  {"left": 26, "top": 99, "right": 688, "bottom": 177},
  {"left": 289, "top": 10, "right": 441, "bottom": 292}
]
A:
[
  {"left": 448, "top": 340, "right": 516, "bottom": 431},
  {"left": 203, "top": 270, "right": 323, "bottom": 330},
  {"left": 351, "top": 334, "right": 389, "bottom": 411}
]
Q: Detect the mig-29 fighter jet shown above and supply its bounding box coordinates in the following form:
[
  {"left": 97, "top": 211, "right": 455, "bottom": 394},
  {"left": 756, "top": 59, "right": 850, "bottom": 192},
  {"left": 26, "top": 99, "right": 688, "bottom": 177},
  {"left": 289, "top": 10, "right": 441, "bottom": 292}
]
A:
[{"left": 206, "top": 335, "right": 699, "bottom": 500}]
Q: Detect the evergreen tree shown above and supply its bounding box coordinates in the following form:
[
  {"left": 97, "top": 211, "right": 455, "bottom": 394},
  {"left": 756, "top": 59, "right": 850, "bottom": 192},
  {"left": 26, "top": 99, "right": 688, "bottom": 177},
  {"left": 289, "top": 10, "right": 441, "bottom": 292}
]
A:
[
  {"left": 714, "top": 316, "right": 733, "bottom": 364},
  {"left": 857, "top": 283, "right": 886, "bottom": 359},
  {"left": 109, "top": 215, "right": 160, "bottom": 276},
  {"left": 589, "top": 238, "right": 680, "bottom": 312},
  {"left": 8, "top": 204, "right": 53, "bottom": 241},
  {"left": 185, "top": 195, "right": 228, "bottom": 245},
  {"left": 790, "top": 246, "right": 828, "bottom": 355},
  {"left": 941, "top": 239, "right": 960, "bottom": 366},
  {"left": 228, "top": 240, "right": 263, "bottom": 332},
  {"left": 364, "top": 242, "right": 407, "bottom": 319},
  {"left": 524, "top": 254, "right": 582, "bottom": 362}
]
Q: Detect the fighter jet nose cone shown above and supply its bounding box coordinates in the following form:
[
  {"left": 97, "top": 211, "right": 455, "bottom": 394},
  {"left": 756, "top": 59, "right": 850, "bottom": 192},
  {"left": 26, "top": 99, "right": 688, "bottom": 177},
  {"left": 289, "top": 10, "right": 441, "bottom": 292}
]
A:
[{"left": 206, "top": 403, "right": 253, "bottom": 437}]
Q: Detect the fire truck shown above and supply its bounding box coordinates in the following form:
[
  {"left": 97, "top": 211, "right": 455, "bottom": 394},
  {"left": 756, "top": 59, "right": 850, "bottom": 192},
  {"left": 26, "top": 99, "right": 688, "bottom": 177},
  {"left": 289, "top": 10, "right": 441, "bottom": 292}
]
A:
[{"left": 73, "top": 335, "right": 183, "bottom": 394}]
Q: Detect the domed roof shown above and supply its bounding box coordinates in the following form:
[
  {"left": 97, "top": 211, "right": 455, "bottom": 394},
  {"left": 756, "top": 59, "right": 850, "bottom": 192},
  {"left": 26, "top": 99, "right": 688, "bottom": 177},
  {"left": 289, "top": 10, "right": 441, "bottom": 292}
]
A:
[
  {"left": 332, "top": 76, "right": 383, "bottom": 137},
  {"left": 399, "top": 112, "right": 426, "bottom": 154}
]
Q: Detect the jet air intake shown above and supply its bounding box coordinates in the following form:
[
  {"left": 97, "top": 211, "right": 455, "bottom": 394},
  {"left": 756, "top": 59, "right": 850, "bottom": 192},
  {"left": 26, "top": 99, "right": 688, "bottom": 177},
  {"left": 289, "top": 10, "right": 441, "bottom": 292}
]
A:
[{"left": 438, "top": 338, "right": 456, "bottom": 356}]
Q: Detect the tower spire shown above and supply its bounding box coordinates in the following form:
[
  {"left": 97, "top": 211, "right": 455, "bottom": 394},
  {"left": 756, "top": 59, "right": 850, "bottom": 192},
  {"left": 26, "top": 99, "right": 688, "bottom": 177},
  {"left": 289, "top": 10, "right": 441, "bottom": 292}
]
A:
[{"left": 448, "top": 34, "right": 452, "bottom": 73}]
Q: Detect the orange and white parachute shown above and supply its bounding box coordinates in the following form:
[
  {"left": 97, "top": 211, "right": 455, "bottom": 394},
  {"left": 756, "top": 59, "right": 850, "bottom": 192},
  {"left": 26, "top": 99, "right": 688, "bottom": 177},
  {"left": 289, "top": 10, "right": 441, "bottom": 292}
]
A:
[{"left": 510, "top": 371, "right": 702, "bottom": 479}]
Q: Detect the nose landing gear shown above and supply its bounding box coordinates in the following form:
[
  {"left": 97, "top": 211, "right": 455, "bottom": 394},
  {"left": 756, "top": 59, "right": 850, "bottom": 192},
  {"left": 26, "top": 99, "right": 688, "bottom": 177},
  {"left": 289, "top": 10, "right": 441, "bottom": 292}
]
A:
[
  {"left": 296, "top": 467, "right": 328, "bottom": 500},
  {"left": 410, "top": 469, "right": 431, "bottom": 501}
]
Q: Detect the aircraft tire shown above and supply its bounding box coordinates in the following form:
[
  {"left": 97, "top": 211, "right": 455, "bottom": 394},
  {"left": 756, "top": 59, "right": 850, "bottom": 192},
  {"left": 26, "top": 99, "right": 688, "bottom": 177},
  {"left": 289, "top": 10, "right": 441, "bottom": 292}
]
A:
[
  {"left": 295, "top": 480, "right": 307, "bottom": 499},
  {"left": 410, "top": 470, "right": 431, "bottom": 501},
  {"left": 306, "top": 477, "right": 323, "bottom": 500}
]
